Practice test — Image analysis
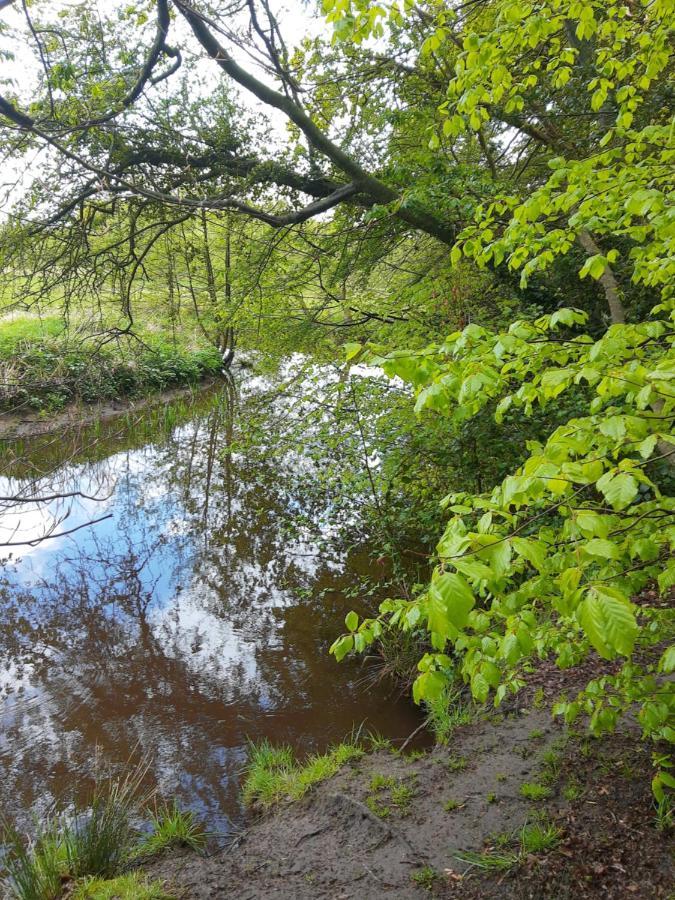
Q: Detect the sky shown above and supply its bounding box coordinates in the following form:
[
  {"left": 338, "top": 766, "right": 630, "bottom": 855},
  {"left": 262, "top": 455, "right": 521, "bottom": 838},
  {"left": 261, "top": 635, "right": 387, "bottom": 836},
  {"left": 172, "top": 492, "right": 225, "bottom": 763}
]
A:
[{"left": 0, "top": 0, "right": 328, "bottom": 218}]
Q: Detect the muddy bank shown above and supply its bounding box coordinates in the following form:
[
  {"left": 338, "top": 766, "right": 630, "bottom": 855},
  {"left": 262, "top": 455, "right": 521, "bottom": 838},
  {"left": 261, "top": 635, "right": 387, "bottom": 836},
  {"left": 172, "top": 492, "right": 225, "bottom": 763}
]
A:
[
  {"left": 0, "top": 377, "right": 222, "bottom": 440},
  {"left": 143, "top": 710, "right": 672, "bottom": 899}
]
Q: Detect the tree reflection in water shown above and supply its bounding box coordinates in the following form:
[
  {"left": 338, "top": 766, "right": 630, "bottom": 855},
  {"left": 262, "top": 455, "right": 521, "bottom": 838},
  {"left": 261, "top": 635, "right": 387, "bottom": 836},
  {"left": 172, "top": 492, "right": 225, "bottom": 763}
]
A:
[{"left": 0, "top": 369, "right": 423, "bottom": 833}]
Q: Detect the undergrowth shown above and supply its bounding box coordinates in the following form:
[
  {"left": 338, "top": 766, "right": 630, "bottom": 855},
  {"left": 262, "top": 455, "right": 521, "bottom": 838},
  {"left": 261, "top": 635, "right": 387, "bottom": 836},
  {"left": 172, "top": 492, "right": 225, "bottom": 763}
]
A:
[{"left": 241, "top": 738, "right": 364, "bottom": 808}]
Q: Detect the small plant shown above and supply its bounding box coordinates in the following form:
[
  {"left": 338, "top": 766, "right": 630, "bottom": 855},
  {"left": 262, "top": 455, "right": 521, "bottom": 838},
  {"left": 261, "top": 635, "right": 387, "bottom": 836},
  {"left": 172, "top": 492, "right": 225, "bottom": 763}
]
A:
[
  {"left": 402, "top": 749, "right": 426, "bottom": 761},
  {"left": 426, "top": 687, "right": 476, "bottom": 745},
  {"left": 496, "top": 772, "right": 507, "bottom": 783},
  {"left": 411, "top": 865, "right": 439, "bottom": 891},
  {"left": 520, "top": 782, "right": 552, "bottom": 801},
  {"left": 72, "top": 873, "right": 172, "bottom": 898},
  {"left": 390, "top": 783, "right": 415, "bottom": 815},
  {"left": 519, "top": 819, "right": 562, "bottom": 853},
  {"left": 136, "top": 801, "right": 206, "bottom": 857},
  {"left": 365, "top": 796, "right": 390, "bottom": 818},
  {"left": 242, "top": 738, "right": 363, "bottom": 807},
  {"left": 486, "top": 792, "right": 497, "bottom": 804},
  {"left": 540, "top": 749, "right": 562, "bottom": 785},
  {"left": 1, "top": 820, "right": 65, "bottom": 900},
  {"left": 447, "top": 755, "right": 468, "bottom": 772},
  {"left": 563, "top": 780, "right": 583, "bottom": 801},
  {"left": 369, "top": 773, "right": 394, "bottom": 793},
  {"left": 455, "top": 848, "right": 519, "bottom": 871},
  {"left": 655, "top": 794, "right": 673, "bottom": 832},
  {"left": 528, "top": 729, "right": 544, "bottom": 740},
  {"left": 367, "top": 732, "right": 392, "bottom": 752},
  {"left": 443, "top": 798, "right": 464, "bottom": 812}
]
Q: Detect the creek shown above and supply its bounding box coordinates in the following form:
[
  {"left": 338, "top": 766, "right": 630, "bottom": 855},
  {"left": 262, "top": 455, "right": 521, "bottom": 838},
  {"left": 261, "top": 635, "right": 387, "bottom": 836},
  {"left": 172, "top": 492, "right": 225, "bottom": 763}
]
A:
[{"left": 0, "top": 359, "right": 423, "bottom": 834}]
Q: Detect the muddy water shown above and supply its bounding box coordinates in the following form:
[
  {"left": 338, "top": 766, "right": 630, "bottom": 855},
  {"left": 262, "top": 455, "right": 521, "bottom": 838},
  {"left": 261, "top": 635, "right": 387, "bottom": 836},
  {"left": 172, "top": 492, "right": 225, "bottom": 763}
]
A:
[{"left": 0, "top": 362, "right": 423, "bottom": 835}]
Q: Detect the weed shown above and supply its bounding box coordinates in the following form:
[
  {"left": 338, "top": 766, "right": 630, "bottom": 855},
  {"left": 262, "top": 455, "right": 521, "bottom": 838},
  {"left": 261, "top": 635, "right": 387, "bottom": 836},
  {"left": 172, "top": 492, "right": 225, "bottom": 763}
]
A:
[
  {"left": 486, "top": 792, "right": 497, "bottom": 804},
  {"left": 655, "top": 794, "right": 673, "bottom": 832},
  {"left": 519, "top": 819, "right": 562, "bottom": 853},
  {"left": 528, "top": 729, "right": 544, "bottom": 740},
  {"left": 533, "top": 688, "right": 545, "bottom": 708},
  {"left": 447, "top": 755, "right": 468, "bottom": 773},
  {"left": 540, "top": 749, "right": 562, "bottom": 784},
  {"left": 369, "top": 773, "right": 394, "bottom": 793},
  {"left": 402, "top": 749, "right": 426, "bottom": 761},
  {"left": 367, "top": 732, "right": 392, "bottom": 752},
  {"left": 390, "top": 783, "right": 415, "bottom": 815},
  {"left": 136, "top": 801, "right": 206, "bottom": 857},
  {"left": 426, "top": 687, "right": 476, "bottom": 745},
  {"left": 1, "top": 820, "right": 65, "bottom": 900},
  {"left": 563, "top": 780, "right": 583, "bottom": 801},
  {"left": 455, "top": 848, "right": 519, "bottom": 871},
  {"left": 242, "top": 738, "right": 363, "bottom": 808},
  {"left": 411, "top": 865, "right": 439, "bottom": 891},
  {"left": 443, "top": 798, "right": 464, "bottom": 812},
  {"left": 496, "top": 772, "right": 507, "bottom": 783},
  {"left": 72, "top": 873, "right": 172, "bottom": 899},
  {"left": 520, "top": 782, "right": 552, "bottom": 801},
  {"left": 365, "top": 796, "right": 390, "bottom": 818}
]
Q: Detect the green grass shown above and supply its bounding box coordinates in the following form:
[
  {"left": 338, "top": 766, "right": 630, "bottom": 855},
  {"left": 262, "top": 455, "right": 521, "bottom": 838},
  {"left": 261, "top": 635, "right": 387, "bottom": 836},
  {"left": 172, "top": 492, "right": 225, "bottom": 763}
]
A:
[
  {"left": 519, "top": 781, "right": 553, "bottom": 801},
  {"left": 528, "top": 728, "right": 545, "bottom": 740},
  {"left": 426, "top": 687, "right": 476, "bottom": 744},
  {"left": 562, "top": 779, "right": 583, "bottom": 801},
  {"left": 241, "top": 739, "right": 364, "bottom": 808},
  {"left": 411, "top": 865, "right": 440, "bottom": 891},
  {"left": 455, "top": 848, "right": 519, "bottom": 871},
  {"left": 446, "top": 755, "right": 468, "bottom": 772},
  {"left": 519, "top": 819, "right": 562, "bottom": 853},
  {"left": 72, "top": 873, "right": 172, "bottom": 899},
  {"left": 443, "top": 798, "right": 464, "bottom": 812},
  {"left": 135, "top": 801, "right": 207, "bottom": 857},
  {"left": 0, "top": 820, "right": 65, "bottom": 900}
]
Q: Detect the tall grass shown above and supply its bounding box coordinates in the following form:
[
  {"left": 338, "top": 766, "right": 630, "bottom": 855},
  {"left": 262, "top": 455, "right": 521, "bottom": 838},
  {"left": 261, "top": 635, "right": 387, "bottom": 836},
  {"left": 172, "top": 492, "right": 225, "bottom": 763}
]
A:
[
  {"left": 242, "top": 738, "right": 364, "bottom": 808},
  {"left": 0, "top": 759, "right": 175, "bottom": 900}
]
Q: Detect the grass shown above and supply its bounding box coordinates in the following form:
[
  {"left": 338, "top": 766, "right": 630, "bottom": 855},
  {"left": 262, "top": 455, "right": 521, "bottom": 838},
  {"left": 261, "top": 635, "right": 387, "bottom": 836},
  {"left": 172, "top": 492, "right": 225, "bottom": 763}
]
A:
[
  {"left": 1, "top": 762, "right": 204, "bottom": 900},
  {"left": 366, "top": 774, "right": 415, "bottom": 818},
  {"left": 519, "top": 781, "right": 553, "bottom": 801},
  {"left": 443, "top": 798, "right": 464, "bottom": 812},
  {"left": 426, "top": 687, "right": 476, "bottom": 745},
  {"left": 135, "top": 802, "right": 207, "bottom": 857},
  {"left": 0, "top": 319, "right": 222, "bottom": 413},
  {"left": 72, "top": 873, "right": 172, "bottom": 899},
  {"left": 446, "top": 755, "right": 468, "bottom": 772},
  {"left": 411, "top": 865, "right": 440, "bottom": 891},
  {"left": 563, "top": 779, "right": 583, "bottom": 801},
  {"left": 241, "top": 738, "right": 364, "bottom": 808},
  {"left": 528, "top": 728, "right": 545, "bottom": 740},
  {"left": 519, "top": 819, "right": 562, "bottom": 853},
  {"left": 456, "top": 816, "right": 562, "bottom": 873}
]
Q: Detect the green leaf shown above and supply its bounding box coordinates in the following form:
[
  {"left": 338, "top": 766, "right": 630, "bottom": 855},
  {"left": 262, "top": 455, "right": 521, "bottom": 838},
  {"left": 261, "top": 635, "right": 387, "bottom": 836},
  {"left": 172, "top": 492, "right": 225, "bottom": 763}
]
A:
[
  {"left": 596, "top": 471, "right": 639, "bottom": 510},
  {"left": 428, "top": 571, "right": 476, "bottom": 633},
  {"left": 413, "top": 669, "right": 447, "bottom": 704},
  {"left": 330, "top": 634, "right": 354, "bottom": 662},
  {"left": 345, "top": 611, "right": 359, "bottom": 631},
  {"left": 577, "top": 587, "right": 637, "bottom": 659},
  {"left": 583, "top": 538, "right": 620, "bottom": 560}
]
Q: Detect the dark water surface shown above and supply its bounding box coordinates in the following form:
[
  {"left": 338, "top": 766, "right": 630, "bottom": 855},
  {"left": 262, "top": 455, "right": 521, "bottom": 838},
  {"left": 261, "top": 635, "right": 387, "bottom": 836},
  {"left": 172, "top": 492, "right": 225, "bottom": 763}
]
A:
[{"left": 0, "top": 362, "right": 422, "bottom": 834}]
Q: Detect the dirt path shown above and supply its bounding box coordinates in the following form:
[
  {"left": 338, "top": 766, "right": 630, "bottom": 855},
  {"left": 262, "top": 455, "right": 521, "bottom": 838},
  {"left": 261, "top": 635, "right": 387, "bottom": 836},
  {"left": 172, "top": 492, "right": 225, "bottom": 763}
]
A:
[{"left": 144, "top": 708, "right": 672, "bottom": 899}]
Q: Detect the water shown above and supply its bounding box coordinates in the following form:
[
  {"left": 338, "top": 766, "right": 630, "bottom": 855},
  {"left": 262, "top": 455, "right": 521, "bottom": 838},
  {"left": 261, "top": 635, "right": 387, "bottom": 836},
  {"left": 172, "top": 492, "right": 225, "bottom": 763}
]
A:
[{"left": 0, "top": 361, "right": 423, "bottom": 835}]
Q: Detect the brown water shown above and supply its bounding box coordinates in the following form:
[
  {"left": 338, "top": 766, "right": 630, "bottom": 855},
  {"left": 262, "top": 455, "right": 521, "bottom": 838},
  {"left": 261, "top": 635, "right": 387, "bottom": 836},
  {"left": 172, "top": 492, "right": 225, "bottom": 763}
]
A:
[{"left": 0, "top": 360, "right": 423, "bottom": 835}]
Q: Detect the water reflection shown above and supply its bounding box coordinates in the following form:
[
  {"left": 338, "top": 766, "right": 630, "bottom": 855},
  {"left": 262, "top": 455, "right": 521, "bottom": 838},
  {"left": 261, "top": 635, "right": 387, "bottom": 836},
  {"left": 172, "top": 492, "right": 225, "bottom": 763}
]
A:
[{"left": 0, "top": 365, "right": 422, "bottom": 833}]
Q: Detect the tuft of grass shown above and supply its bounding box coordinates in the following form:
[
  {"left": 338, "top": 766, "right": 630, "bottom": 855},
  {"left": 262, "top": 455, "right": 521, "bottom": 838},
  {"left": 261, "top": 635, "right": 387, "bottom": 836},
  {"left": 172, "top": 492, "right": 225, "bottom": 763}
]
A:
[
  {"left": 390, "top": 783, "right": 415, "bottom": 816},
  {"left": 411, "top": 865, "right": 440, "bottom": 891},
  {"left": 135, "top": 802, "right": 206, "bottom": 857},
  {"left": 242, "top": 738, "right": 363, "bottom": 808},
  {"left": 447, "top": 755, "right": 468, "bottom": 773},
  {"left": 486, "top": 792, "right": 497, "bottom": 804},
  {"left": 519, "top": 819, "right": 562, "bottom": 853},
  {"left": 519, "top": 781, "right": 552, "bottom": 801},
  {"left": 655, "top": 794, "right": 673, "bottom": 832},
  {"left": 72, "top": 873, "right": 172, "bottom": 899},
  {"left": 1, "top": 820, "right": 66, "bottom": 900},
  {"left": 540, "top": 749, "right": 562, "bottom": 785},
  {"left": 366, "top": 732, "right": 392, "bottom": 752},
  {"left": 528, "top": 729, "right": 545, "bottom": 740},
  {"left": 455, "top": 848, "right": 519, "bottom": 871},
  {"left": 443, "top": 798, "right": 464, "bottom": 812},
  {"left": 563, "top": 780, "right": 583, "bottom": 801},
  {"left": 426, "top": 687, "right": 476, "bottom": 745}
]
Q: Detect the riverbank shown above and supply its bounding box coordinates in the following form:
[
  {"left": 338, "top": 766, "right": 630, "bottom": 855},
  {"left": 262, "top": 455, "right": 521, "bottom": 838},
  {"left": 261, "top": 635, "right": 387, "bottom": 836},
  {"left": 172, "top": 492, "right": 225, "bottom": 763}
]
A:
[
  {"left": 0, "top": 376, "right": 222, "bottom": 440},
  {"left": 140, "top": 707, "right": 671, "bottom": 899}
]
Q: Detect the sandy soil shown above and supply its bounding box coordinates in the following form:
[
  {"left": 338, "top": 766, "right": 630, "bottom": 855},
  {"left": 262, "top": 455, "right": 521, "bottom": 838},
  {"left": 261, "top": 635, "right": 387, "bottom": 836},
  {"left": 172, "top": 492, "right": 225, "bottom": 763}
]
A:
[{"left": 143, "top": 705, "right": 672, "bottom": 899}]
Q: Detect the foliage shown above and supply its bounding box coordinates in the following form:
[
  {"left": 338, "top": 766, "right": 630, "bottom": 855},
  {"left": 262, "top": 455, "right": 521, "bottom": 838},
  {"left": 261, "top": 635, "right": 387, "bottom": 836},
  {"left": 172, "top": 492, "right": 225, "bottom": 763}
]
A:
[
  {"left": 135, "top": 802, "right": 206, "bottom": 857},
  {"left": 241, "top": 738, "right": 364, "bottom": 808},
  {"left": 72, "top": 873, "right": 172, "bottom": 900}
]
